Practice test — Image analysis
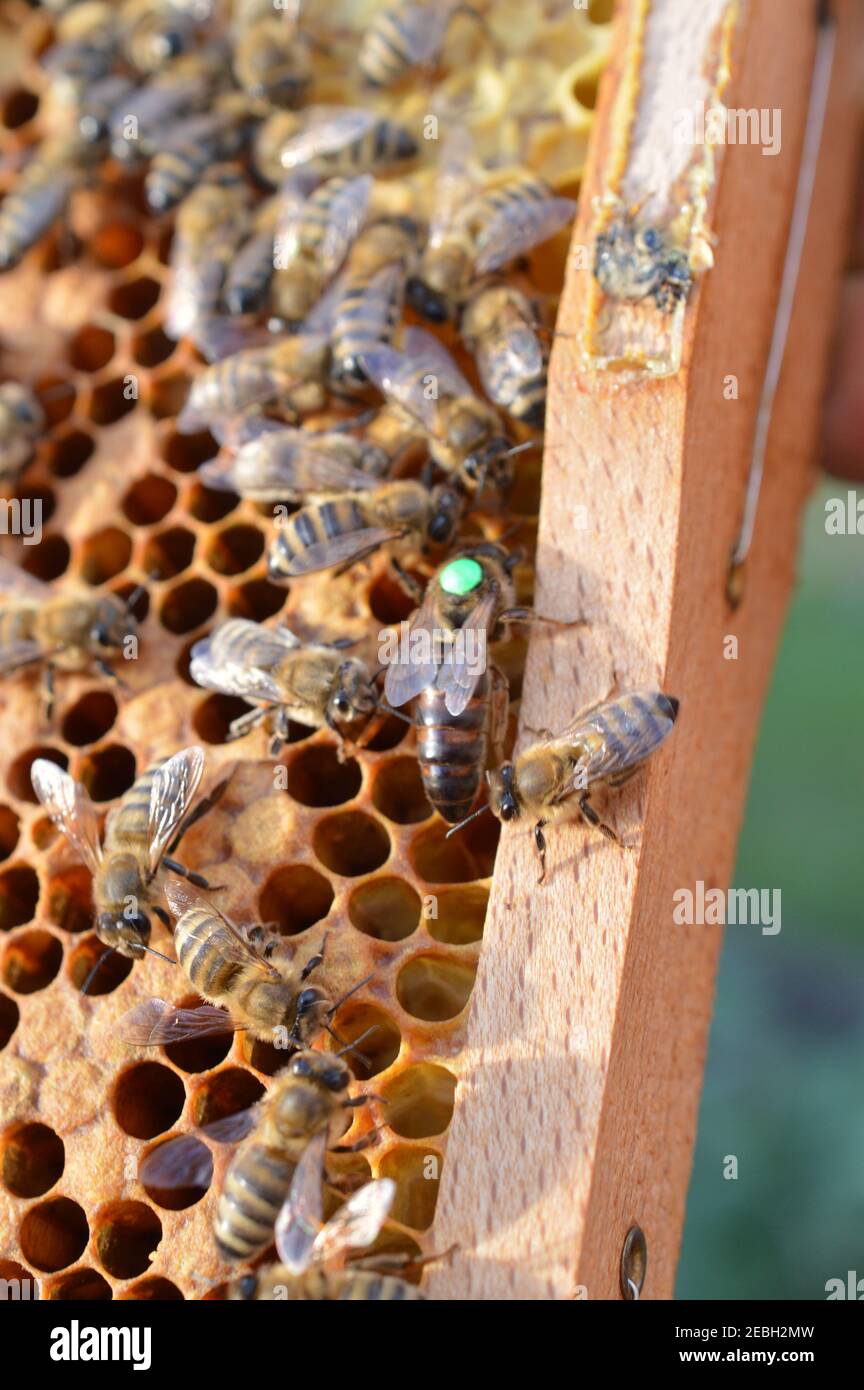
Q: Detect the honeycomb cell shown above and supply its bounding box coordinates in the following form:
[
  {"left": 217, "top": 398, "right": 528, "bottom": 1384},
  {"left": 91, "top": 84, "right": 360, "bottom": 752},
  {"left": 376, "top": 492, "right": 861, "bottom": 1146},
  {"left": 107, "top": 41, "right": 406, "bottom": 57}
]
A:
[
  {"left": 396, "top": 955, "right": 476, "bottom": 1022},
  {"left": 0, "top": 806, "right": 20, "bottom": 862},
  {"left": 258, "top": 863, "right": 334, "bottom": 935},
  {"left": 48, "top": 428, "right": 94, "bottom": 478},
  {"left": 109, "top": 276, "right": 161, "bottom": 320},
  {"left": 0, "top": 993, "right": 19, "bottom": 1049},
  {"left": 61, "top": 691, "right": 118, "bottom": 746},
  {"left": 68, "top": 325, "right": 115, "bottom": 373},
  {"left": 37, "top": 375, "right": 75, "bottom": 426},
  {"left": 226, "top": 576, "right": 287, "bottom": 620},
  {"left": 588, "top": 0, "right": 614, "bottom": 21},
  {"left": 0, "top": 1259, "right": 38, "bottom": 1297},
  {"left": 361, "top": 713, "right": 409, "bottom": 752},
  {"left": 410, "top": 816, "right": 499, "bottom": 883},
  {"left": 89, "top": 376, "right": 138, "bottom": 426},
  {"left": 142, "top": 524, "right": 196, "bottom": 578},
  {"left": 120, "top": 1276, "right": 184, "bottom": 1299},
  {"left": 427, "top": 884, "right": 488, "bottom": 945},
  {"left": 94, "top": 1201, "right": 163, "bottom": 1280},
  {"left": 19, "top": 1197, "right": 89, "bottom": 1273},
  {"left": 240, "top": 1033, "right": 287, "bottom": 1076},
  {"left": 133, "top": 325, "right": 176, "bottom": 368},
  {"left": 164, "top": 996, "right": 233, "bottom": 1073},
  {"left": 186, "top": 480, "right": 239, "bottom": 523},
  {"left": 162, "top": 428, "right": 217, "bottom": 473},
  {"left": 22, "top": 533, "right": 70, "bottom": 581},
  {"left": 191, "top": 1067, "right": 264, "bottom": 1127},
  {"left": 205, "top": 523, "right": 265, "bottom": 576},
  {"left": 79, "top": 744, "right": 137, "bottom": 802},
  {"left": 379, "top": 1147, "right": 441, "bottom": 1230},
  {"left": 2, "top": 88, "right": 39, "bottom": 129},
  {"left": 192, "top": 693, "right": 252, "bottom": 745},
  {"left": 31, "top": 817, "right": 58, "bottom": 851},
  {"left": 313, "top": 811, "right": 390, "bottom": 877},
  {"left": 160, "top": 577, "right": 218, "bottom": 633},
  {"left": 79, "top": 526, "right": 133, "bottom": 584},
  {"left": 149, "top": 371, "right": 192, "bottom": 420},
  {"left": 330, "top": 1003, "right": 400, "bottom": 1078},
  {"left": 368, "top": 570, "right": 419, "bottom": 624},
  {"left": 7, "top": 746, "right": 67, "bottom": 803},
  {"left": 571, "top": 71, "right": 599, "bottom": 109},
  {"left": 2, "top": 929, "right": 63, "bottom": 994},
  {"left": 380, "top": 1065, "right": 457, "bottom": 1139},
  {"left": 114, "top": 578, "right": 150, "bottom": 622},
  {"left": 68, "top": 936, "right": 133, "bottom": 995},
  {"left": 0, "top": 863, "right": 39, "bottom": 929},
  {"left": 1, "top": 1122, "right": 65, "bottom": 1197},
  {"left": 113, "top": 1062, "right": 186, "bottom": 1140},
  {"left": 122, "top": 472, "right": 177, "bottom": 525},
  {"left": 46, "top": 864, "right": 93, "bottom": 934},
  {"left": 285, "top": 744, "right": 361, "bottom": 808},
  {"left": 140, "top": 1136, "right": 211, "bottom": 1212},
  {"left": 17, "top": 482, "right": 56, "bottom": 526},
  {"left": 348, "top": 877, "right": 420, "bottom": 942},
  {"left": 45, "top": 1268, "right": 112, "bottom": 1300},
  {"left": 372, "top": 756, "right": 432, "bottom": 824},
  {"left": 91, "top": 222, "right": 144, "bottom": 269}
]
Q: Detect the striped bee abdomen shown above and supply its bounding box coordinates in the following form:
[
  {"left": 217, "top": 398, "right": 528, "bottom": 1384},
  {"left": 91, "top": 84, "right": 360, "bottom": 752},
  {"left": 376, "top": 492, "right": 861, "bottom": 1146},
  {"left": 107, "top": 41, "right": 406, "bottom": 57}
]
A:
[
  {"left": 268, "top": 496, "right": 368, "bottom": 577},
  {"left": 416, "top": 673, "right": 489, "bottom": 824},
  {"left": 214, "top": 1142, "right": 296, "bottom": 1262}
]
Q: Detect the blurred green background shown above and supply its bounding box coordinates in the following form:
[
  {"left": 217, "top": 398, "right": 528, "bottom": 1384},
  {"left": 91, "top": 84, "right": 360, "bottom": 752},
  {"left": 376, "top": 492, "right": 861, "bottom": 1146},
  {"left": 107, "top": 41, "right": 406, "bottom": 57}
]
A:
[{"left": 676, "top": 476, "right": 864, "bottom": 1300}]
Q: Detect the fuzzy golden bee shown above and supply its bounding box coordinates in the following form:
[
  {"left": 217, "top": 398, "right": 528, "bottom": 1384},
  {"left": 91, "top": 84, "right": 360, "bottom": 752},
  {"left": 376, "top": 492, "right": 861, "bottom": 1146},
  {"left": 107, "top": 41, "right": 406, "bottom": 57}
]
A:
[
  {"left": 330, "top": 215, "right": 422, "bottom": 391},
  {"left": 267, "top": 476, "right": 463, "bottom": 580},
  {"left": 164, "top": 165, "right": 251, "bottom": 342},
  {"left": 176, "top": 320, "right": 330, "bottom": 431},
  {"left": 357, "top": 0, "right": 461, "bottom": 88},
  {"left": 0, "top": 561, "right": 139, "bottom": 714},
  {"left": 271, "top": 173, "right": 373, "bottom": 325},
  {"left": 199, "top": 416, "right": 390, "bottom": 500},
  {"left": 145, "top": 93, "right": 253, "bottom": 213},
  {"left": 254, "top": 105, "right": 418, "bottom": 187},
  {"left": 0, "top": 134, "right": 93, "bottom": 271},
  {"left": 593, "top": 210, "right": 692, "bottom": 311},
  {"left": 480, "top": 689, "right": 680, "bottom": 881},
  {"left": 30, "top": 747, "right": 228, "bottom": 981},
  {"left": 228, "top": 1131, "right": 423, "bottom": 1298},
  {"left": 189, "top": 617, "right": 379, "bottom": 752},
  {"left": 0, "top": 385, "right": 47, "bottom": 482},
  {"left": 231, "top": 0, "right": 312, "bottom": 108},
  {"left": 460, "top": 279, "right": 549, "bottom": 428}
]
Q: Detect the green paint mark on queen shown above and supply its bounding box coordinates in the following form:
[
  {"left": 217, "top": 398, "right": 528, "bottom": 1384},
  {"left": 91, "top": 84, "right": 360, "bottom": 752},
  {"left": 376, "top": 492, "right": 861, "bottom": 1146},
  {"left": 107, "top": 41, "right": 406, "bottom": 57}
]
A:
[{"left": 439, "top": 556, "right": 483, "bottom": 596}]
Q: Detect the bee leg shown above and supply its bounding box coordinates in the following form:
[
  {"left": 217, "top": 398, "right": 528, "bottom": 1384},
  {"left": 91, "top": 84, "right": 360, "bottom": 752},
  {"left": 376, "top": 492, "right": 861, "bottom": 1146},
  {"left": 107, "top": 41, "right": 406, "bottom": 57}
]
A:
[
  {"left": 390, "top": 557, "right": 424, "bottom": 604},
  {"left": 578, "top": 795, "right": 624, "bottom": 848},
  {"left": 533, "top": 821, "right": 547, "bottom": 884},
  {"left": 269, "top": 707, "right": 289, "bottom": 757},
  {"left": 153, "top": 906, "right": 171, "bottom": 928},
  {"left": 42, "top": 662, "right": 56, "bottom": 722},
  {"left": 162, "top": 857, "right": 223, "bottom": 891},
  {"left": 499, "top": 605, "right": 588, "bottom": 632},
  {"left": 329, "top": 1128, "right": 380, "bottom": 1154},
  {"left": 226, "top": 707, "right": 268, "bottom": 741},
  {"left": 95, "top": 656, "right": 128, "bottom": 691},
  {"left": 167, "top": 772, "right": 233, "bottom": 855}
]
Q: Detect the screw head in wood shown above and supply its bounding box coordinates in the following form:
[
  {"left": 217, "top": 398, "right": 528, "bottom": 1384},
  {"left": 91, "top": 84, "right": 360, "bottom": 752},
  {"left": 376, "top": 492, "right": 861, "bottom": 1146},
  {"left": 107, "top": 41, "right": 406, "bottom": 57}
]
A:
[{"left": 620, "top": 1225, "right": 647, "bottom": 1300}]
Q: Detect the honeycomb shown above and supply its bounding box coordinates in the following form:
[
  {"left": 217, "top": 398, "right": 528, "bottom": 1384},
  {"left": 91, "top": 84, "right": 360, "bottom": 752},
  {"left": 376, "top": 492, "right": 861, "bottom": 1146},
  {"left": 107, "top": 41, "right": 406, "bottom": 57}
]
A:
[{"left": 0, "top": 0, "right": 612, "bottom": 1300}]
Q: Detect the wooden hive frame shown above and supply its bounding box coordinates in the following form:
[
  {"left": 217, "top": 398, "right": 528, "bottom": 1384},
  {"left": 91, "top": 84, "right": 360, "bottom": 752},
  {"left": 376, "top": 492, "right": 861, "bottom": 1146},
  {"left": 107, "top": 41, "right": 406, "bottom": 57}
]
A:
[{"left": 0, "top": 0, "right": 860, "bottom": 1303}]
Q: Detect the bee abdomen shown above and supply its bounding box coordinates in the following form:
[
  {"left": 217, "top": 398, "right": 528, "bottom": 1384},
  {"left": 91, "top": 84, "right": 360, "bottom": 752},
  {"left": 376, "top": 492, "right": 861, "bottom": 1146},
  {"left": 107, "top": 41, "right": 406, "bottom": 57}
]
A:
[
  {"left": 358, "top": 11, "right": 413, "bottom": 87},
  {"left": 176, "top": 913, "right": 243, "bottom": 998},
  {"left": 332, "top": 276, "right": 401, "bottom": 387},
  {"left": 417, "top": 682, "right": 488, "bottom": 824},
  {"left": 214, "top": 1143, "right": 296, "bottom": 1262},
  {"left": 268, "top": 497, "right": 367, "bottom": 577}
]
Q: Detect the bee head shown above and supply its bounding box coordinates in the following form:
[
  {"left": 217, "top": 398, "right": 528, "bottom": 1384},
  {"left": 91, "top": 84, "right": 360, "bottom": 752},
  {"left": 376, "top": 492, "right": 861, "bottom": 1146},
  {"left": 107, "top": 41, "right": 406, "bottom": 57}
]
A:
[
  {"left": 463, "top": 436, "right": 515, "bottom": 497},
  {"left": 289, "top": 1049, "right": 351, "bottom": 1093},
  {"left": 487, "top": 763, "right": 519, "bottom": 823},
  {"left": 2, "top": 384, "right": 44, "bottom": 432},
  {"left": 91, "top": 596, "right": 137, "bottom": 652},
  {"left": 232, "top": 1273, "right": 258, "bottom": 1301},
  {"left": 328, "top": 660, "right": 377, "bottom": 727},
  {"left": 97, "top": 909, "right": 151, "bottom": 958},
  {"left": 405, "top": 276, "right": 451, "bottom": 323},
  {"left": 427, "top": 485, "right": 463, "bottom": 545}
]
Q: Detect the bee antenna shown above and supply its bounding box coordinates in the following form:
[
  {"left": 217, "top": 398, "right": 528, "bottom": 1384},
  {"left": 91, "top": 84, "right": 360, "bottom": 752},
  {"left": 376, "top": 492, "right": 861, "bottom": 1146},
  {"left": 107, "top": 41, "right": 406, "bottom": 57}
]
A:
[
  {"left": 376, "top": 701, "right": 415, "bottom": 726},
  {"left": 140, "top": 945, "right": 178, "bottom": 966},
  {"left": 327, "top": 973, "right": 374, "bottom": 1017},
  {"left": 444, "top": 803, "right": 492, "bottom": 839},
  {"left": 336, "top": 1024, "right": 377, "bottom": 1058},
  {"left": 503, "top": 440, "right": 541, "bottom": 460},
  {"left": 80, "top": 947, "right": 115, "bottom": 997}
]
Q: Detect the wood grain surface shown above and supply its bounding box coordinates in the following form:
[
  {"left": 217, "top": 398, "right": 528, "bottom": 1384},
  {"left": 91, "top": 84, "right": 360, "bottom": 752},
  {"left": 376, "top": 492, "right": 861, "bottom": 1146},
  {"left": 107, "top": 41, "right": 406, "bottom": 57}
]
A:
[{"left": 426, "top": 0, "right": 862, "bottom": 1300}]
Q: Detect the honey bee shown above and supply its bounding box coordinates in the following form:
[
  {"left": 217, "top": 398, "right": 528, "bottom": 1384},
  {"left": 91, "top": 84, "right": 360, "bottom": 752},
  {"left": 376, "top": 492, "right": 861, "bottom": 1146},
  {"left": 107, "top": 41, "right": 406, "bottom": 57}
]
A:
[
  {"left": 267, "top": 477, "right": 463, "bottom": 580},
  {"left": 407, "top": 136, "right": 576, "bottom": 322},
  {"left": 126, "top": 1020, "right": 373, "bottom": 1263},
  {"left": 145, "top": 96, "right": 254, "bottom": 214},
  {"left": 120, "top": 0, "right": 213, "bottom": 74},
  {"left": 222, "top": 194, "right": 280, "bottom": 316},
  {"left": 200, "top": 416, "right": 390, "bottom": 501},
  {"left": 593, "top": 210, "right": 692, "bottom": 311},
  {"left": 232, "top": 0, "right": 312, "bottom": 109},
  {"left": 360, "top": 327, "right": 518, "bottom": 496},
  {"left": 460, "top": 279, "right": 548, "bottom": 427},
  {"left": 30, "top": 747, "right": 228, "bottom": 978},
  {"left": 109, "top": 47, "right": 228, "bottom": 165},
  {"left": 164, "top": 167, "right": 251, "bottom": 343},
  {"left": 330, "top": 216, "right": 421, "bottom": 392},
  {"left": 0, "top": 135, "right": 92, "bottom": 271},
  {"left": 41, "top": 2, "right": 120, "bottom": 92},
  {"left": 0, "top": 385, "right": 46, "bottom": 481},
  {"left": 189, "top": 618, "right": 379, "bottom": 753},
  {"left": 254, "top": 106, "right": 417, "bottom": 188},
  {"left": 0, "top": 560, "right": 139, "bottom": 715},
  {"left": 477, "top": 689, "right": 681, "bottom": 881},
  {"left": 358, "top": 0, "right": 461, "bottom": 88},
  {"left": 229, "top": 1130, "right": 424, "bottom": 1299},
  {"left": 271, "top": 174, "right": 373, "bottom": 327},
  {"left": 176, "top": 319, "right": 330, "bottom": 432}
]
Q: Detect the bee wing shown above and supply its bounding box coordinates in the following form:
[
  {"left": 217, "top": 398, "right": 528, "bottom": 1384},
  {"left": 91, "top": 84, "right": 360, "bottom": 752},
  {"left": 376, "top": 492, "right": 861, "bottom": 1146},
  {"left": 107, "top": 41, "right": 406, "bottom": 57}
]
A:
[
  {"left": 30, "top": 760, "right": 103, "bottom": 874},
  {"left": 474, "top": 195, "right": 577, "bottom": 274},
  {"left": 189, "top": 623, "right": 285, "bottom": 704},
  {"left": 435, "top": 588, "right": 498, "bottom": 717},
  {"left": 274, "top": 1129, "right": 328, "bottom": 1273},
  {"left": 346, "top": 263, "right": 407, "bottom": 348},
  {"left": 238, "top": 432, "right": 382, "bottom": 497},
  {"left": 382, "top": 586, "right": 441, "bottom": 708},
  {"left": 385, "top": 0, "right": 456, "bottom": 66},
  {"left": 0, "top": 557, "right": 50, "bottom": 597},
  {"left": 118, "top": 997, "right": 239, "bottom": 1047},
  {"left": 0, "top": 639, "right": 44, "bottom": 675},
  {"left": 191, "top": 316, "right": 273, "bottom": 365},
  {"left": 165, "top": 234, "right": 227, "bottom": 341},
  {"left": 429, "top": 128, "right": 476, "bottom": 245},
  {"left": 137, "top": 1097, "right": 256, "bottom": 1192},
  {"left": 559, "top": 692, "right": 678, "bottom": 792},
  {"left": 402, "top": 325, "right": 474, "bottom": 399},
  {"left": 164, "top": 880, "right": 281, "bottom": 979},
  {"left": 278, "top": 526, "right": 406, "bottom": 577},
  {"left": 317, "top": 173, "right": 373, "bottom": 277},
  {"left": 279, "top": 107, "right": 378, "bottom": 170},
  {"left": 358, "top": 343, "right": 436, "bottom": 433},
  {"left": 311, "top": 1177, "right": 396, "bottom": 1266},
  {"left": 147, "top": 746, "right": 205, "bottom": 875}
]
